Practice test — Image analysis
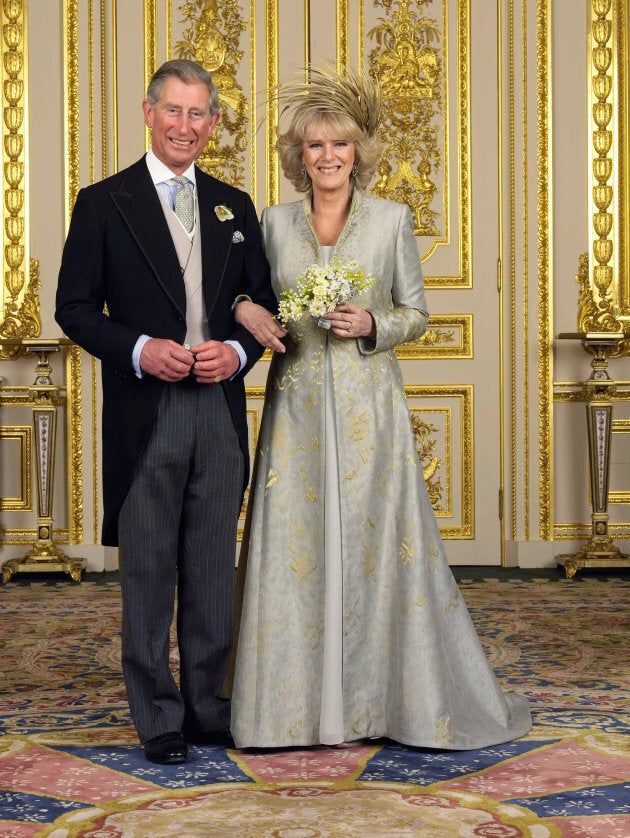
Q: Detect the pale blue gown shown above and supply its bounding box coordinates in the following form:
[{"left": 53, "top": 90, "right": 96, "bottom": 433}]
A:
[{"left": 231, "top": 192, "right": 531, "bottom": 750}]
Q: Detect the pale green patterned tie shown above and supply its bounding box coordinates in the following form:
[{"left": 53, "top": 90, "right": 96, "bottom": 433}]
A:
[{"left": 172, "top": 176, "right": 194, "bottom": 233}]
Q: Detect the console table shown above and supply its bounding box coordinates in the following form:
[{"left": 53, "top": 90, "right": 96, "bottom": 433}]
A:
[
  {"left": 0, "top": 338, "right": 85, "bottom": 582},
  {"left": 555, "top": 331, "right": 630, "bottom": 578}
]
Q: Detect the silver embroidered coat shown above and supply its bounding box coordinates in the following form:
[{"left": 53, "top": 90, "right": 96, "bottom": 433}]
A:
[{"left": 231, "top": 191, "right": 531, "bottom": 749}]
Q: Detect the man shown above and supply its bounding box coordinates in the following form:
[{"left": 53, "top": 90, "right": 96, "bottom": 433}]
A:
[{"left": 56, "top": 60, "right": 280, "bottom": 765}]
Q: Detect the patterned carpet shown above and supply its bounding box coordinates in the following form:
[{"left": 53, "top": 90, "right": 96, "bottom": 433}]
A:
[{"left": 0, "top": 571, "right": 629, "bottom": 837}]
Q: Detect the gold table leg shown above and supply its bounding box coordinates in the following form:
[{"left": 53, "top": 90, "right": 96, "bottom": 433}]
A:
[
  {"left": 556, "top": 335, "right": 630, "bottom": 578},
  {"left": 1, "top": 340, "right": 85, "bottom": 583}
]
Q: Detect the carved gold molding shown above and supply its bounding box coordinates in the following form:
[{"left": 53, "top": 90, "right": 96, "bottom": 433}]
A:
[
  {"left": 396, "top": 314, "right": 472, "bottom": 359},
  {"left": 265, "top": 0, "right": 279, "bottom": 206},
  {"left": 64, "top": 0, "right": 80, "bottom": 213},
  {"left": 553, "top": 381, "right": 630, "bottom": 401},
  {"left": 537, "top": 0, "right": 552, "bottom": 540},
  {"left": 578, "top": 0, "right": 630, "bottom": 355},
  {"left": 0, "top": 425, "right": 31, "bottom": 510},
  {"left": 555, "top": 522, "right": 630, "bottom": 540},
  {"left": 336, "top": 0, "right": 348, "bottom": 73},
  {"left": 60, "top": 0, "right": 83, "bottom": 545},
  {"left": 0, "top": 0, "right": 40, "bottom": 355},
  {"left": 618, "top": 0, "right": 628, "bottom": 313}
]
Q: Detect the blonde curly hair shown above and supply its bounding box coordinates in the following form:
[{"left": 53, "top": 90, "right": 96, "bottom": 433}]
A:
[{"left": 274, "top": 68, "right": 382, "bottom": 193}]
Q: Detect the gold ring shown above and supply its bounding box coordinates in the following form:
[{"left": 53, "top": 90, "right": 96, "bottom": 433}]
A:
[
  {"left": 214, "top": 375, "right": 221, "bottom": 383},
  {"left": 347, "top": 322, "right": 354, "bottom": 333}
]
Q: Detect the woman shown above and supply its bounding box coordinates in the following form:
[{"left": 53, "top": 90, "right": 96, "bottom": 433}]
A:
[{"left": 230, "top": 69, "right": 531, "bottom": 750}]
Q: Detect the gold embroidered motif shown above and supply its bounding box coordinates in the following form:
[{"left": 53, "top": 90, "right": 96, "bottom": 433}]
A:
[
  {"left": 427, "top": 539, "right": 440, "bottom": 569},
  {"left": 398, "top": 538, "right": 414, "bottom": 566},
  {"left": 361, "top": 543, "right": 377, "bottom": 581},
  {"left": 359, "top": 444, "right": 376, "bottom": 464},
  {"left": 301, "top": 467, "right": 318, "bottom": 503},
  {"left": 434, "top": 716, "right": 453, "bottom": 748},
  {"left": 288, "top": 548, "right": 316, "bottom": 583}
]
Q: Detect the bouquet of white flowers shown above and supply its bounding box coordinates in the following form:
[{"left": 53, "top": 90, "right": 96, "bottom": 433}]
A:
[{"left": 278, "top": 259, "right": 374, "bottom": 328}]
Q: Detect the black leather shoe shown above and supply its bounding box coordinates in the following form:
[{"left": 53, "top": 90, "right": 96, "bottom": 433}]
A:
[
  {"left": 184, "top": 727, "right": 234, "bottom": 748},
  {"left": 143, "top": 732, "right": 188, "bottom": 764}
]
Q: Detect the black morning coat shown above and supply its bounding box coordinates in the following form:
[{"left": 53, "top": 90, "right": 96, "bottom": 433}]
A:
[{"left": 55, "top": 156, "right": 277, "bottom": 546}]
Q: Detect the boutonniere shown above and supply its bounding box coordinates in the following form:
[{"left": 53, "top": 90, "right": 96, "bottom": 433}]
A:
[{"left": 215, "top": 205, "right": 234, "bottom": 222}]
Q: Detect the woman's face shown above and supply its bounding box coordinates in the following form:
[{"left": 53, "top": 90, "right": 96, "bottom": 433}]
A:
[{"left": 301, "top": 130, "right": 356, "bottom": 195}]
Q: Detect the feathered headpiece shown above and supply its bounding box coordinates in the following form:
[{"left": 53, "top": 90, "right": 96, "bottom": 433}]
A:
[{"left": 276, "top": 66, "right": 382, "bottom": 137}]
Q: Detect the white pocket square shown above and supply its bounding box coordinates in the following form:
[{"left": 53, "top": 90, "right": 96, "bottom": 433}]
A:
[{"left": 232, "top": 230, "right": 245, "bottom": 243}]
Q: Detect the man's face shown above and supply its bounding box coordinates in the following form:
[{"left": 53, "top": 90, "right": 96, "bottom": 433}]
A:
[{"left": 143, "top": 77, "right": 220, "bottom": 174}]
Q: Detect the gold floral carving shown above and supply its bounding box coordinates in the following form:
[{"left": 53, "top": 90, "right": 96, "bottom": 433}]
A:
[
  {"left": 0, "top": 260, "right": 41, "bottom": 359},
  {"left": 410, "top": 414, "right": 445, "bottom": 512},
  {"left": 406, "top": 385, "right": 472, "bottom": 539},
  {"left": 0, "top": 0, "right": 40, "bottom": 357},
  {"left": 368, "top": 0, "right": 443, "bottom": 237},
  {"left": 177, "top": 0, "right": 248, "bottom": 186}
]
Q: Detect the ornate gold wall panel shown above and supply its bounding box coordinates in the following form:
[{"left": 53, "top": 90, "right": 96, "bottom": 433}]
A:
[
  {"left": 406, "top": 385, "right": 473, "bottom": 539},
  {"left": 177, "top": 1, "right": 250, "bottom": 186},
  {"left": 335, "top": 0, "right": 469, "bottom": 287},
  {"left": 369, "top": 0, "right": 446, "bottom": 241},
  {"left": 409, "top": 406, "right": 452, "bottom": 517},
  {"left": 0, "top": 0, "right": 40, "bottom": 356}
]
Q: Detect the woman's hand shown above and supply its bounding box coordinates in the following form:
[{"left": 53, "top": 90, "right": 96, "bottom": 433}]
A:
[
  {"left": 327, "top": 303, "right": 376, "bottom": 339},
  {"left": 234, "top": 301, "right": 287, "bottom": 353}
]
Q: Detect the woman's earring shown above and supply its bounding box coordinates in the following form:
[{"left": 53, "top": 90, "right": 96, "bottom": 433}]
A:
[
  {"left": 301, "top": 162, "right": 307, "bottom": 179},
  {"left": 351, "top": 162, "right": 358, "bottom": 178}
]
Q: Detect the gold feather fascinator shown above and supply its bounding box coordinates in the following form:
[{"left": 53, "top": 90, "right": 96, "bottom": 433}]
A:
[{"left": 276, "top": 66, "right": 382, "bottom": 137}]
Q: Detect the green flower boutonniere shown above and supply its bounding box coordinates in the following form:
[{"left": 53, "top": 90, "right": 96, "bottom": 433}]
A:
[{"left": 215, "top": 205, "right": 234, "bottom": 222}]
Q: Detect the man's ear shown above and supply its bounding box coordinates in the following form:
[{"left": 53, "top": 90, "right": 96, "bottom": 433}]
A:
[
  {"left": 207, "top": 112, "right": 221, "bottom": 137},
  {"left": 142, "top": 99, "right": 153, "bottom": 129}
]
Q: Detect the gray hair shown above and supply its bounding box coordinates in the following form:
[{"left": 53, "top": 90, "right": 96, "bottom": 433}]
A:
[{"left": 146, "top": 59, "right": 220, "bottom": 116}]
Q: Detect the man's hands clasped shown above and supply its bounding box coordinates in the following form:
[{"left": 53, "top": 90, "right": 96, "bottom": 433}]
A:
[{"left": 140, "top": 338, "right": 239, "bottom": 383}]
